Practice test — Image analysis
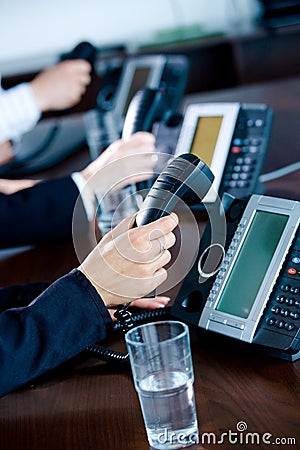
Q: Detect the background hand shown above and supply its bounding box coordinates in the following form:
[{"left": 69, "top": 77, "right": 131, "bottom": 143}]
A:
[
  {"left": 30, "top": 59, "right": 92, "bottom": 112},
  {"left": 80, "top": 131, "right": 156, "bottom": 194}
]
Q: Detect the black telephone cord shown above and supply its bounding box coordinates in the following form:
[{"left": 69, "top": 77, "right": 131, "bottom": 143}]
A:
[{"left": 86, "top": 306, "right": 172, "bottom": 366}]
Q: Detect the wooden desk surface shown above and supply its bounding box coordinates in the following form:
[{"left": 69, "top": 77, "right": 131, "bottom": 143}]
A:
[{"left": 0, "top": 77, "right": 300, "bottom": 450}]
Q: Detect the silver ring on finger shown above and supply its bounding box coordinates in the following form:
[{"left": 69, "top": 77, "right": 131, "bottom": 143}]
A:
[{"left": 159, "top": 240, "right": 167, "bottom": 254}]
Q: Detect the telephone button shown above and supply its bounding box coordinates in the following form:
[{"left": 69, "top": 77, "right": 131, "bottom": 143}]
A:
[
  {"left": 233, "top": 138, "right": 243, "bottom": 146},
  {"left": 290, "top": 311, "right": 299, "bottom": 320},
  {"left": 226, "top": 319, "right": 245, "bottom": 330},
  {"left": 280, "top": 284, "right": 291, "bottom": 292},
  {"left": 237, "top": 181, "right": 249, "bottom": 188},
  {"left": 280, "top": 309, "right": 289, "bottom": 317},
  {"left": 285, "top": 323, "right": 295, "bottom": 331},
  {"left": 292, "top": 256, "right": 300, "bottom": 264},
  {"left": 239, "top": 172, "right": 251, "bottom": 180},
  {"left": 290, "top": 286, "right": 299, "bottom": 294},
  {"left": 271, "top": 306, "right": 280, "bottom": 314},
  {"left": 288, "top": 267, "right": 297, "bottom": 275},
  {"left": 241, "top": 165, "right": 252, "bottom": 172},
  {"left": 266, "top": 317, "right": 276, "bottom": 326},
  {"left": 255, "top": 119, "right": 264, "bottom": 127},
  {"left": 209, "top": 313, "right": 227, "bottom": 324},
  {"left": 275, "top": 320, "right": 285, "bottom": 329},
  {"left": 295, "top": 301, "right": 300, "bottom": 309},
  {"left": 244, "top": 157, "right": 254, "bottom": 165},
  {"left": 276, "top": 295, "right": 285, "bottom": 303},
  {"left": 285, "top": 297, "right": 294, "bottom": 306}
]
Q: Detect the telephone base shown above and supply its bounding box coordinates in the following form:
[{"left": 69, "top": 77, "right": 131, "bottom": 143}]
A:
[
  {"left": 254, "top": 345, "right": 300, "bottom": 362},
  {"left": 237, "top": 337, "right": 300, "bottom": 361}
]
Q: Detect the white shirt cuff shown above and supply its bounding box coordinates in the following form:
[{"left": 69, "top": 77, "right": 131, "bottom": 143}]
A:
[{"left": 71, "top": 172, "right": 95, "bottom": 222}]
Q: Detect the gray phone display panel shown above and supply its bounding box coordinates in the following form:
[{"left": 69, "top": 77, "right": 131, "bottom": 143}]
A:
[
  {"left": 198, "top": 195, "right": 300, "bottom": 343},
  {"left": 215, "top": 211, "right": 289, "bottom": 318}
]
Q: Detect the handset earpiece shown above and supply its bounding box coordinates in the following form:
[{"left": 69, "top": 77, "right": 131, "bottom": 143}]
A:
[{"left": 60, "top": 41, "right": 97, "bottom": 66}]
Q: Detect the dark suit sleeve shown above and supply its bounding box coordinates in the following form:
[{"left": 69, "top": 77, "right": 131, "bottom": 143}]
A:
[
  {"left": 0, "top": 281, "right": 49, "bottom": 312},
  {"left": 0, "top": 269, "right": 112, "bottom": 397},
  {"left": 0, "top": 176, "right": 86, "bottom": 248}
]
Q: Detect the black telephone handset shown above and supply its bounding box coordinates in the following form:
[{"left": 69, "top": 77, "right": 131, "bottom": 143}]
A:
[
  {"left": 87, "top": 153, "right": 215, "bottom": 364},
  {"left": 135, "top": 153, "right": 214, "bottom": 226},
  {"left": 122, "top": 88, "right": 166, "bottom": 140},
  {"left": 60, "top": 41, "right": 97, "bottom": 65},
  {"left": 121, "top": 87, "right": 172, "bottom": 192}
]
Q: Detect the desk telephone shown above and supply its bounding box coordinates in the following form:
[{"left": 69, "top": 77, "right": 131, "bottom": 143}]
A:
[
  {"left": 144, "top": 98, "right": 273, "bottom": 206},
  {"left": 88, "top": 153, "right": 300, "bottom": 363},
  {"left": 85, "top": 53, "right": 189, "bottom": 159}
]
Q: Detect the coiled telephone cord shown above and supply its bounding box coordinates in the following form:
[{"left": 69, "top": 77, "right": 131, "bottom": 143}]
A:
[{"left": 86, "top": 306, "right": 171, "bottom": 366}]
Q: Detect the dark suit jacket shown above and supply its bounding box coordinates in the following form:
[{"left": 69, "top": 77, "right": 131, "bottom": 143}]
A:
[
  {"left": 0, "top": 176, "right": 86, "bottom": 248},
  {"left": 0, "top": 269, "right": 112, "bottom": 397}
]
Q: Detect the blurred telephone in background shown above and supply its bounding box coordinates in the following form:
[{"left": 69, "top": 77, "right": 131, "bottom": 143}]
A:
[
  {"left": 116, "top": 87, "right": 274, "bottom": 207},
  {"left": 0, "top": 45, "right": 188, "bottom": 177},
  {"left": 153, "top": 102, "right": 274, "bottom": 206},
  {"left": 84, "top": 54, "right": 189, "bottom": 159}
]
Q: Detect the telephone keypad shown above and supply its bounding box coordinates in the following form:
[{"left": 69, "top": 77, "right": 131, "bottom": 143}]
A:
[
  {"left": 260, "top": 227, "right": 300, "bottom": 344},
  {"left": 221, "top": 105, "right": 272, "bottom": 199}
]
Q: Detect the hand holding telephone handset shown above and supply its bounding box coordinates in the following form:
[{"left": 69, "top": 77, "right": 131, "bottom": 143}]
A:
[{"left": 87, "top": 153, "right": 215, "bottom": 364}]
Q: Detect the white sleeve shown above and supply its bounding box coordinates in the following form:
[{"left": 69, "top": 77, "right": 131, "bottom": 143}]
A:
[
  {"left": 71, "top": 172, "right": 95, "bottom": 222},
  {"left": 0, "top": 82, "right": 41, "bottom": 143}
]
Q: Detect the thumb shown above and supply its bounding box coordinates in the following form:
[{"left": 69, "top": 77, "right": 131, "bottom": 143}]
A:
[{"left": 103, "top": 213, "right": 137, "bottom": 242}]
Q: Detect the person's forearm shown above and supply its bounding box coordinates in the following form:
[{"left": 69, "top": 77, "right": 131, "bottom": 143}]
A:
[
  {"left": 0, "top": 176, "right": 86, "bottom": 248},
  {"left": 0, "top": 269, "right": 112, "bottom": 397}
]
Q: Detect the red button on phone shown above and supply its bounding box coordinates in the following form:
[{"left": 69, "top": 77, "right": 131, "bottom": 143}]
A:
[{"left": 288, "top": 267, "right": 297, "bottom": 275}]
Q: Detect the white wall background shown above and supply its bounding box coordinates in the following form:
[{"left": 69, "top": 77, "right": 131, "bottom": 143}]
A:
[{"left": 0, "top": 0, "right": 261, "bottom": 74}]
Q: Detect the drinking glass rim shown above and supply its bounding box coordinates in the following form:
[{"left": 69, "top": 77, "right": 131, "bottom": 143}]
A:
[{"left": 125, "top": 320, "right": 188, "bottom": 346}]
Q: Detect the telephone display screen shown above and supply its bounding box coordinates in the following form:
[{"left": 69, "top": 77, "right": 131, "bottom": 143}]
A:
[
  {"left": 216, "top": 210, "right": 289, "bottom": 318},
  {"left": 122, "top": 67, "right": 151, "bottom": 116},
  {"left": 190, "top": 116, "right": 223, "bottom": 166}
]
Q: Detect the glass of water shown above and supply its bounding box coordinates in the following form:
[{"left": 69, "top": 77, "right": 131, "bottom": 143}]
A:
[{"left": 125, "top": 321, "right": 199, "bottom": 449}]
